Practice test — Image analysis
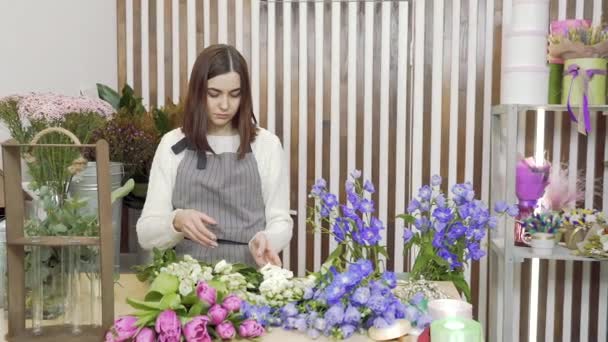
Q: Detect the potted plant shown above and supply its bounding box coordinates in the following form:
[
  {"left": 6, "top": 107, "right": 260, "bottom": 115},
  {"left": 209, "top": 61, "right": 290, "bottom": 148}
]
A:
[
  {"left": 400, "top": 175, "right": 518, "bottom": 302},
  {"left": 521, "top": 211, "right": 562, "bottom": 256},
  {"left": 548, "top": 24, "right": 608, "bottom": 134},
  {"left": 560, "top": 208, "right": 606, "bottom": 249}
]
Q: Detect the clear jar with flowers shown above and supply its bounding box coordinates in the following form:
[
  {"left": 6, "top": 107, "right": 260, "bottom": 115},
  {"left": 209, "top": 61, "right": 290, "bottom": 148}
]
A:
[{"left": 400, "top": 175, "right": 518, "bottom": 302}]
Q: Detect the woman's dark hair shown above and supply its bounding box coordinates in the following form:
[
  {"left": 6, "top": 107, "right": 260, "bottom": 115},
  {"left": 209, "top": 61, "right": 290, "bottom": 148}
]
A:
[{"left": 182, "top": 44, "right": 257, "bottom": 159}]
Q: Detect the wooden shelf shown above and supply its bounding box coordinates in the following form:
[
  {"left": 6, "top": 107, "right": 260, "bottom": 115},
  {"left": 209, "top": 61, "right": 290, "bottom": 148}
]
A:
[
  {"left": 5, "top": 324, "right": 106, "bottom": 342},
  {"left": 492, "top": 103, "right": 608, "bottom": 114},
  {"left": 8, "top": 236, "right": 100, "bottom": 246},
  {"left": 490, "top": 238, "right": 608, "bottom": 262}
]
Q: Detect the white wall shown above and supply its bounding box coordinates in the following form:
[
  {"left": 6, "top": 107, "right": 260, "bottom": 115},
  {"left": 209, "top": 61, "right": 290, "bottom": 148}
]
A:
[{"left": 0, "top": 0, "right": 117, "bottom": 97}]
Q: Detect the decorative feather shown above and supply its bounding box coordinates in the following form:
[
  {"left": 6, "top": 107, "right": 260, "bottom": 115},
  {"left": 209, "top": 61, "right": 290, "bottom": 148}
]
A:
[{"left": 541, "top": 164, "right": 584, "bottom": 211}]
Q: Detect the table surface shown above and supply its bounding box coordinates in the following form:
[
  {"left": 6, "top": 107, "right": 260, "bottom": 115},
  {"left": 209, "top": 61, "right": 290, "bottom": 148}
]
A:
[{"left": 1, "top": 273, "right": 460, "bottom": 341}]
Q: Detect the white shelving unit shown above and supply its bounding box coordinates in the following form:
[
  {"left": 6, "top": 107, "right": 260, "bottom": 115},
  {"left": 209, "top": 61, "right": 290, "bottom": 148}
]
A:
[{"left": 488, "top": 104, "right": 608, "bottom": 342}]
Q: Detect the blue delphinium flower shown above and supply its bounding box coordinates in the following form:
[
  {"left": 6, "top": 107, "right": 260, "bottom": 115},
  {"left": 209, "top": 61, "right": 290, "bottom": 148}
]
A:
[
  {"left": 467, "top": 242, "right": 486, "bottom": 260},
  {"left": 324, "top": 304, "right": 345, "bottom": 327},
  {"left": 307, "top": 328, "right": 321, "bottom": 339},
  {"left": 281, "top": 302, "right": 299, "bottom": 319},
  {"left": 414, "top": 216, "right": 431, "bottom": 232},
  {"left": 351, "top": 286, "right": 371, "bottom": 306},
  {"left": 410, "top": 292, "right": 425, "bottom": 306},
  {"left": 346, "top": 191, "right": 360, "bottom": 208},
  {"left": 419, "top": 201, "right": 431, "bottom": 212},
  {"left": 418, "top": 185, "right": 432, "bottom": 201},
  {"left": 372, "top": 317, "right": 389, "bottom": 329},
  {"left": 392, "top": 300, "right": 407, "bottom": 319},
  {"left": 354, "top": 259, "right": 373, "bottom": 277},
  {"left": 369, "top": 280, "right": 390, "bottom": 296},
  {"left": 432, "top": 232, "right": 445, "bottom": 248},
  {"left": 343, "top": 305, "right": 361, "bottom": 325},
  {"left": 323, "top": 193, "right": 339, "bottom": 210},
  {"left": 358, "top": 198, "right": 375, "bottom": 213},
  {"left": 434, "top": 193, "right": 447, "bottom": 207},
  {"left": 340, "top": 324, "right": 357, "bottom": 339},
  {"left": 494, "top": 200, "right": 509, "bottom": 214},
  {"left": 241, "top": 302, "right": 276, "bottom": 327},
  {"left": 341, "top": 205, "right": 358, "bottom": 221},
  {"left": 407, "top": 199, "right": 420, "bottom": 213},
  {"left": 507, "top": 204, "right": 519, "bottom": 217},
  {"left": 320, "top": 206, "right": 330, "bottom": 218},
  {"left": 447, "top": 222, "right": 467, "bottom": 241},
  {"left": 313, "top": 317, "right": 327, "bottom": 331},
  {"left": 403, "top": 228, "right": 414, "bottom": 244},
  {"left": 294, "top": 317, "right": 307, "bottom": 331},
  {"left": 303, "top": 287, "right": 314, "bottom": 300},
  {"left": 363, "top": 180, "right": 375, "bottom": 193},
  {"left": 382, "top": 272, "right": 397, "bottom": 289},
  {"left": 432, "top": 207, "right": 453, "bottom": 223},
  {"left": 332, "top": 217, "right": 348, "bottom": 243},
  {"left": 367, "top": 294, "right": 388, "bottom": 314},
  {"left": 350, "top": 169, "right": 362, "bottom": 179},
  {"left": 416, "top": 313, "right": 433, "bottom": 328},
  {"left": 431, "top": 174, "right": 442, "bottom": 186},
  {"left": 405, "top": 305, "right": 420, "bottom": 322},
  {"left": 311, "top": 178, "right": 327, "bottom": 196},
  {"left": 334, "top": 272, "right": 358, "bottom": 289},
  {"left": 324, "top": 284, "right": 346, "bottom": 305}
]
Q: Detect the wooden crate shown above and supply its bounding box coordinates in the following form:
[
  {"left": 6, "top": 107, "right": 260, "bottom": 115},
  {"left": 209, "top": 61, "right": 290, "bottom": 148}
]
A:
[{"left": 2, "top": 139, "right": 114, "bottom": 341}]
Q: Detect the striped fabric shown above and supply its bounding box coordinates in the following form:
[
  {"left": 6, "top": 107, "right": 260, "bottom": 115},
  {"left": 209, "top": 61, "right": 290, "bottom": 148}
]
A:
[{"left": 172, "top": 148, "right": 266, "bottom": 266}]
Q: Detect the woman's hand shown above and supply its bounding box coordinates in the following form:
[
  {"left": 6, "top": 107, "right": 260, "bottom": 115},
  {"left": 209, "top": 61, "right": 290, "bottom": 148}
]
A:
[
  {"left": 249, "top": 233, "right": 282, "bottom": 267},
  {"left": 173, "top": 209, "right": 218, "bottom": 247}
]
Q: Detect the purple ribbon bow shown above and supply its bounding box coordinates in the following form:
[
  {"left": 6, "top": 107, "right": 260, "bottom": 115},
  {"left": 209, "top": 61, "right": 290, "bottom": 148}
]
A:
[{"left": 564, "top": 64, "right": 607, "bottom": 134}]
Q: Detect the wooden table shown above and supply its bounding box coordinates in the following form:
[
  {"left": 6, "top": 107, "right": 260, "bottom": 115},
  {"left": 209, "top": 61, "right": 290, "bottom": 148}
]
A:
[{"left": 1, "top": 274, "right": 460, "bottom": 341}]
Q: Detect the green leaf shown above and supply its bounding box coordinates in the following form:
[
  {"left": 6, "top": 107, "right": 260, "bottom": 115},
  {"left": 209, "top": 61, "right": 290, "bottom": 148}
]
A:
[
  {"left": 149, "top": 273, "right": 179, "bottom": 295},
  {"left": 208, "top": 279, "right": 227, "bottom": 294},
  {"left": 159, "top": 293, "right": 181, "bottom": 310},
  {"left": 449, "top": 272, "right": 471, "bottom": 303},
  {"left": 152, "top": 107, "right": 172, "bottom": 136},
  {"left": 51, "top": 223, "right": 67, "bottom": 233},
  {"left": 96, "top": 83, "right": 121, "bottom": 110},
  {"left": 187, "top": 302, "right": 204, "bottom": 317},
  {"left": 181, "top": 293, "right": 199, "bottom": 306},
  {"left": 144, "top": 291, "right": 163, "bottom": 302},
  {"left": 135, "top": 311, "right": 159, "bottom": 328},
  {"left": 127, "top": 297, "right": 163, "bottom": 311},
  {"left": 396, "top": 213, "right": 416, "bottom": 225}
]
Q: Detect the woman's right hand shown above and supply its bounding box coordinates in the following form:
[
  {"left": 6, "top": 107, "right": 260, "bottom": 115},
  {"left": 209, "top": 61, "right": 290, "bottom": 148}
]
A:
[{"left": 173, "top": 209, "right": 219, "bottom": 248}]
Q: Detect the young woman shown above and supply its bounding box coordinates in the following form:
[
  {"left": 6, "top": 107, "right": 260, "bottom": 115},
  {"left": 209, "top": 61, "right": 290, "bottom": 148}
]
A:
[{"left": 136, "top": 44, "right": 292, "bottom": 267}]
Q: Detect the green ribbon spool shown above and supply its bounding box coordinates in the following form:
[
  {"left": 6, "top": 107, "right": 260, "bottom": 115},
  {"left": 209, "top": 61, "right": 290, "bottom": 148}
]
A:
[{"left": 430, "top": 317, "right": 483, "bottom": 342}]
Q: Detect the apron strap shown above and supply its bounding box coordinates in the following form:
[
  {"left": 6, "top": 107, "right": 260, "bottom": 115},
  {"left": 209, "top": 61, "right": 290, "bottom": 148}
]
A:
[
  {"left": 170, "top": 136, "right": 252, "bottom": 170},
  {"left": 171, "top": 137, "right": 208, "bottom": 170}
]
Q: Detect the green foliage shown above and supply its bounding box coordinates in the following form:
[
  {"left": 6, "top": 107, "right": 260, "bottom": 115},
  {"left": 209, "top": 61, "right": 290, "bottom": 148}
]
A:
[
  {"left": 24, "top": 185, "right": 98, "bottom": 237},
  {"left": 152, "top": 107, "right": 173, "bottom": 136},
  {"left": 132, "top": 248, "right": 178, "bottom": 283},
  {"left": 96, "top": 83, "right": 121, "bottom": 110}
]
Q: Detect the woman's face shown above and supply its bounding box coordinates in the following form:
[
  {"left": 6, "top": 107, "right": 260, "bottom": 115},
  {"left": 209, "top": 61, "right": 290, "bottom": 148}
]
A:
[{"left": 206, "top": 71, "right": 241, "bottom": 132}]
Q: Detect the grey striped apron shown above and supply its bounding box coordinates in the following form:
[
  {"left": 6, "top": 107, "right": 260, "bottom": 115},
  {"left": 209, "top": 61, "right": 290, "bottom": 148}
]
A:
[{"left": 171, "top": 137, "right": 266, "bottom": 266}]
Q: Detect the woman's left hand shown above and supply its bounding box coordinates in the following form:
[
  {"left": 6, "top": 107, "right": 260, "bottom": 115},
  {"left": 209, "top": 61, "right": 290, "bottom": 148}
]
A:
[{"left": 249, "top": 233, "right": 282, "bottom": 267}]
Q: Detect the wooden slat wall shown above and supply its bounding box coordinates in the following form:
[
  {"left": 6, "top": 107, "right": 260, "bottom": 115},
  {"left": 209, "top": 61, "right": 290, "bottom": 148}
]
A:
[{"left": 116, "top": 1, "right": 607, "bottom": 340}]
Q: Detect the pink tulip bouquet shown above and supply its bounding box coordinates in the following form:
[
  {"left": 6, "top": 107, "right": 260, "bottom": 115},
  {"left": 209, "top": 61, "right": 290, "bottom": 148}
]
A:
[{"left": 106, "top": 273, "right": 265, "bottom": 341}]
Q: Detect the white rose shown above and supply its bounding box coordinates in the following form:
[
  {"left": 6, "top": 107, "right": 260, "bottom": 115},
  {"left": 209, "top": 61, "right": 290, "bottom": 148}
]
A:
[
  {"left": 283, "top": 289, "right": 294, "bottom": 298},
  {"left": 179, "top": 282, "right": 193, "bottom": 296},
  {"left": 586, "top": 215, "right": 597, "bottom": 223},
  {"left": 600, "top": 235, "right": 608, "bottom": 252},
  {"left": 214, "top": 260, "right": 233, "bottom": 274}
]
